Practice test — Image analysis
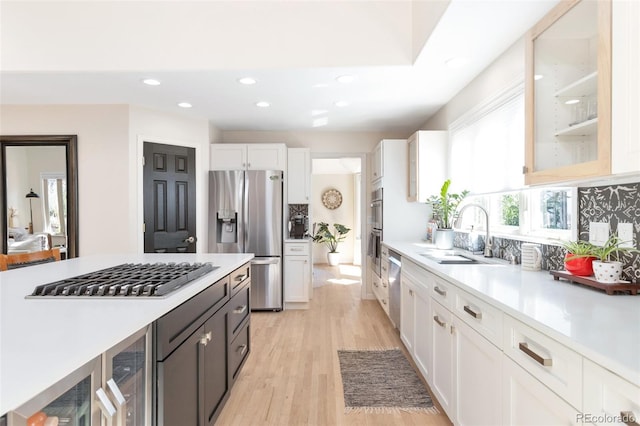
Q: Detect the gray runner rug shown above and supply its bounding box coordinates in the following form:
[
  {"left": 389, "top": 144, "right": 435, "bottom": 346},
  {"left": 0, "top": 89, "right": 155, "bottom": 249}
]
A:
[{"left": 337, "top": 348, "right": 438, "bottom": 414}]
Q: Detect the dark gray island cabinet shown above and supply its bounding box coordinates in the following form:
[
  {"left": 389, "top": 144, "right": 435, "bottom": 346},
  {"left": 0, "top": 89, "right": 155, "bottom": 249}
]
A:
[{"left": 154, "top": 262, "right": 251, "bottom": 426}]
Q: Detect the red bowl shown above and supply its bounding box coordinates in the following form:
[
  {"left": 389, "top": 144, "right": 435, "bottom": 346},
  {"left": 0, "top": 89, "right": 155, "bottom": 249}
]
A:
[{"left": 564, "top": 254, "right": 595, "bottom": 276}]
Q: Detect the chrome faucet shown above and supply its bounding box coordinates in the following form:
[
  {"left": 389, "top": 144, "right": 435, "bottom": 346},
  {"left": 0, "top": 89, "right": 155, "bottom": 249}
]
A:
[{"left": 454, "top": 203, "right": 493, "bottom": 258}]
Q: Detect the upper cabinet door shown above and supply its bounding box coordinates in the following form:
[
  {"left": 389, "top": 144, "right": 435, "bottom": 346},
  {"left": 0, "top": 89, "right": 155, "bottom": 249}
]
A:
[
  {"left": 287, "top": 148, "right": 311, "bottom": 204},
  {"left": 524, "top": 0, "right": 612, "bottom": 185},
  {"left": 407, "top": 131, "right": 447, "bottom": 203},
  {"left": 246, "top": 144, "right": 287, "bottom": 170},
  {"left": 210, "top": 144, "right": 247, "bottom": 170}
]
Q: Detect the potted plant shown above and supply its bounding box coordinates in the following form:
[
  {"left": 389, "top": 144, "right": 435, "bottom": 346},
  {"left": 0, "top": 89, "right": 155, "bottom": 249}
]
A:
[
  {"left": 565, "top": 234, "right": 639, "bottom": 283},
  {"left": 560, "top": 239, "right": 597, "bottom": 276},
  {"left": 312, "top": 222, "right": 351, "bottom": 266},
  {"left": 427, "top": 179, "right": 469, "bottom": 249}
]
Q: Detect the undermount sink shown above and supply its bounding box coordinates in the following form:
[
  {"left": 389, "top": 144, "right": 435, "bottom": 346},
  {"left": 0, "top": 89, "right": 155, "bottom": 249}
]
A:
[{"left": 419, "top": 249, "right": 495, "bottom": 265}]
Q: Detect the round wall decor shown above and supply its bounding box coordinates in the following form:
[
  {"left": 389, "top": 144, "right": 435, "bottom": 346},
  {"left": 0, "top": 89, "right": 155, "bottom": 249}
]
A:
[{"left": 322, "top": 188, "right": 343, "bottom": 209}]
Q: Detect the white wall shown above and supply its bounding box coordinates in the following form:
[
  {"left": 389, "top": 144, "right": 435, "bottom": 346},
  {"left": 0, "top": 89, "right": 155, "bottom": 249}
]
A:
[
  {"left": 311, "top": 174, "right": 355, "bottom": 264},
  {"left": 422, "top": 37, "right": 525, "bottom": 130},
  {"left": 0, "top": 104, "right": 210, "bottom": 255}
]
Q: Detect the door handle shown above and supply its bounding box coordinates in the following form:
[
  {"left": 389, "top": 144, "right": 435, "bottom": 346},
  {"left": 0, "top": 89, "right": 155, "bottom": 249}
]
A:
[
  {"left": 433, "top": 315, "right": 446, "bottom": 328},
  {"left": 184, "top": 236, "right": 196, "bottom": 244},
  {"left": 199, "top": 331, "right": 212, "bottom": 346},
  {"left": 251, "top": 258, "right": 280, "bottom": 265},
  {"left": 106, "top": 378, "right": 127, "bottom": 426},
  {"left": 518, "top": 342, "right": 552, "bottom": 366},
  {"left": 237, "top": 344, "right": 248, "bottom": 356},
  {"left": 234, "top": 274, "right": 248, "bottom": 282},
  {"left": 233, "top": 305, "right": 248, "bottom": 315},
  {"left": 434, "top": 286, "right": 447, "bottom": 296},
  {"left": 96, "top": 387, "right": 117, "bottom": 426}
]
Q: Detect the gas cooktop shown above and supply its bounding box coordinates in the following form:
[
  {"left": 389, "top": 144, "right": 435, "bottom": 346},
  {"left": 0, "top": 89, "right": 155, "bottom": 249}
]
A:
[{"left": 27, "top": 262, "right": 217, "bottom": 298}]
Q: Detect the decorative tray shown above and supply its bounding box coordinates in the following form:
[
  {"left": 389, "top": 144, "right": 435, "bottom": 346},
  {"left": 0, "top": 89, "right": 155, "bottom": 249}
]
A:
[{"left": 550, "top": 270, "right": 639, "bottom": 295}]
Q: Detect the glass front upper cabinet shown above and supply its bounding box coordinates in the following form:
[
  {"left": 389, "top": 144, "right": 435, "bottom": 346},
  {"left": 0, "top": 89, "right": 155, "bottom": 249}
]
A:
[{"left": 524, "top": 0, "right": 611, "bottom": 185}]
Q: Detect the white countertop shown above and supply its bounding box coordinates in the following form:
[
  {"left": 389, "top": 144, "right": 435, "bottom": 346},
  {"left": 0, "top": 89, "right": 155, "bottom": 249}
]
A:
[
  {"left": 0, "top": 253, "right": 253, "bottom": 415},
  {"left": 384, "top": 241, "right": 640, "bottom": 387}
]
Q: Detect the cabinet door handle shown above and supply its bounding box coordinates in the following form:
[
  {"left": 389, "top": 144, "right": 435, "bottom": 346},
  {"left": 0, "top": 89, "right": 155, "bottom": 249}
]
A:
[
  {"left": 518, "top": 342, "right": 552, "bottom": 367},
  {"left": 409, "top": 289, "right": 413, "bottom": 296},
  {"left": 200, "top": 331, "right": 212, "bottom": 346},
  {"left": 382, "top": 282, "right": 387, "bottom": 288},
  {"left": 382, "top": 299, "right": 387, "bottom": 305},
  {"left": 233, "top": 305, "right": 247, "bottom": 315},
  {"left": 237, "top": 344, "right": 248, "bottom": 356},
  {"left": 463, "top": 305, "right": 482, "bottom": 319},
  {"left": 96, "top": 387, "right": 117, "bottom": 426},
  {"left": 234, "top": 273, "right": 248, "bottom": 282},
  {"left": 621, "top": 412, "right": 639, "bottom": 426},
  {"left": 433, "top": 315, "right": 446, "bottom": 328},
  {"left": 106, "top": 378, "right": 127, "bottom": 426},
  {"left": 434, "top": 286, "right": 447, "bottom": 296}
]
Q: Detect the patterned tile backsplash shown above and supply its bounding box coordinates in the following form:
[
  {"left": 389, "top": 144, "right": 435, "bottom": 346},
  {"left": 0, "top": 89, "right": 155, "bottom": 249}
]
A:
[{"left": 453, "top": 181, "right": 640, "bottom": 282}]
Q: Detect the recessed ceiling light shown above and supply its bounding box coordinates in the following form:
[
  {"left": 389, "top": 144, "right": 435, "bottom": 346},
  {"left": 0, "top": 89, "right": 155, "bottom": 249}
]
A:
[
  {"left": 178, "top": 102, "right": 192, "bottom": 108},
  {"left": 445, "top": 57, "right": 467, "bottom": 68},
  {"left": 565, "top": 99, "right": 581, "bottom": 105},
  {"left": 311, "top": 109, "right": 328, "bottom": 116},
  {"left": 142, "top": 78, "right": 161, "bottom": 86},
  {"left": 534, "top": 74, "right": 544, "bottom": 81},
  {"left": 334, "top": 101, "right": 349, "bottom": 107},
  {"left": 336, "top": 75, "right": 355, "bottom": 84},
  {"left": 256, "top": 101, "right": 270, "bottom": 108},
  {"left": 238, "top": 77, "right": 257, "bottom": 85},
  {"left": 313, "top": 117, "right": 329, "bottom": 127}
]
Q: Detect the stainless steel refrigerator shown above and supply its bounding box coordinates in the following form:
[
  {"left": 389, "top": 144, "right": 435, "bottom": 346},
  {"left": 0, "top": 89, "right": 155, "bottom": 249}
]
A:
[{"left": 208, "top": 170, "right": 283, "bottom": 310}]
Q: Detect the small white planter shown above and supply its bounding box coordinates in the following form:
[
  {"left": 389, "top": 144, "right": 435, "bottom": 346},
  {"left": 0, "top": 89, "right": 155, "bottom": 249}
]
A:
[
  {"left": 434, "top": 229, "right": 454, "bottom": 250},
  {"left": 327, "top": 252, "right": 340, "bottom": 266},
  {"left": 592, "top": 260, "right": 623, "bottom": 283}
]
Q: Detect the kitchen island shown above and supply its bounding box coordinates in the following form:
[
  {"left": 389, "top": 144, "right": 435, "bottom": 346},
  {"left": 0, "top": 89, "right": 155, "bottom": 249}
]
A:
[{"left": 0, "top": 252, "right": 253, "bottom": 416}]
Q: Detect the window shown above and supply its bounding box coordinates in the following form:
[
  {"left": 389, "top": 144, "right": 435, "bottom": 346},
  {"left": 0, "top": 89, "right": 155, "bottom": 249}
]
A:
[
  {"left": 41, "top": 173, "right": 66, "bottom": 235},
  {"left": 449, "top": 81, "right": 524, "bottom": 194}
]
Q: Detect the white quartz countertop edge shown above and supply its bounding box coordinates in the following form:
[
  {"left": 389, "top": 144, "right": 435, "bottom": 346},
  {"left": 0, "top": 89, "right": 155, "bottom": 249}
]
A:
[
  {"left": 383, "top": 241, "right": 640, "bottom": 388},
  {"left": 0, "top": 253, "right": 253, "bottom": 415}
]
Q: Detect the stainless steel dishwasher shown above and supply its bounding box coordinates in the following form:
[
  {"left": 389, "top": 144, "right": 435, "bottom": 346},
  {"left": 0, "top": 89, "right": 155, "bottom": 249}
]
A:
[{"left": 388, "top": 250, "right": 402, "bottom": 329}]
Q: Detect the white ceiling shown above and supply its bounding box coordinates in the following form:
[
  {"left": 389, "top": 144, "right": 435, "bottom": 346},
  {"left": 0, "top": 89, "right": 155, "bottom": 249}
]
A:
[{"left": 0, "top": 0, "right": 559, "bottom": 134}]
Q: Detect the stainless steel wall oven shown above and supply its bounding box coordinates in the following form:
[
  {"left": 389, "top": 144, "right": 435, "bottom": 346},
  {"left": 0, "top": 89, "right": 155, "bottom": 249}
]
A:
[{"left": 368, "top": 187, "right": 383, "bottom": 279}]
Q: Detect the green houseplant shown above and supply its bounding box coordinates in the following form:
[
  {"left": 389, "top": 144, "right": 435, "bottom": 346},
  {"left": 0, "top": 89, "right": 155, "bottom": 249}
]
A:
[
  {"left": 427, "top": 179, "right": 469, "bottom": 249},
  {"left": 563, "top": 234, "right": 639, "bottom": 282},
  {"left": 312, "top": 222, "right": 351, "bottom": 265}
]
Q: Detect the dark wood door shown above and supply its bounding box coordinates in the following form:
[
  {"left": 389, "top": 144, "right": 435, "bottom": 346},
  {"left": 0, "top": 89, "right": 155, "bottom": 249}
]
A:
[{"left": 143, "top": 142, "right": 196, "bottom": 253}]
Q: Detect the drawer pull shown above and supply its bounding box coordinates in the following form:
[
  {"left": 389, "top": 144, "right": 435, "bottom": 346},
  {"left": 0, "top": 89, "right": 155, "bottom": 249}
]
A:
[
  {"left": 233, "top": 305, "right": 247, "bottom": 315},
  {"left": 463, "top": 305, "right": 482, "bottom": 319},
  {"left": 234, "top": 273, "right": 248, "bottom": 282},
  {"left": 409, "top": 289, "right": 414, "bottom": 296},
  {"left": 382, "top": 282, "right": 387, "bottom": 288},
  {"left": 519, "top": 342, "right": 552, "bottom": 367},
  {"left": 199, "top": 331, "right": 212, "bottom": 346},
  {"left": 434, "top": 286, "right": 447, "bottom": 296},
  {"left": 290, "top": 247, "right": 304, "bottom": 252},
  {"left": 621, "top": 411, "right": 638, "bottom": 426},
  {"left": 382, "top": 299, "right": 387, "bottom": 305},
  {"left": 238, "top": 344, "right": 248, "bottom": 356},
  {"left": 433, "top": 315, "right": 446, "bottom": 328},
  {"left": 382, "top": 266, "right": 387, "bottom": 272}
]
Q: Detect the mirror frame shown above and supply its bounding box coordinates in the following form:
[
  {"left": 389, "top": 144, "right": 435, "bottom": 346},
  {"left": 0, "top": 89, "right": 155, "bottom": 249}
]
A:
[{"left": 0, "top": 135, "right": 79, "bottom": 258}]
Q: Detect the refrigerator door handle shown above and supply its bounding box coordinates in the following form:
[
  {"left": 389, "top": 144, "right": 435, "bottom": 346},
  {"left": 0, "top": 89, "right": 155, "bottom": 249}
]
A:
[{"left": 251, "top": 258, "right": 280, "bottom": 265}]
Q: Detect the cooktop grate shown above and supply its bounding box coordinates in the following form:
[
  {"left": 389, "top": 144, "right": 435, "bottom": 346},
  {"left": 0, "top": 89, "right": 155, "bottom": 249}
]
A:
[{"left": 28, "top": 262, "right": 216, "bottom": 298}]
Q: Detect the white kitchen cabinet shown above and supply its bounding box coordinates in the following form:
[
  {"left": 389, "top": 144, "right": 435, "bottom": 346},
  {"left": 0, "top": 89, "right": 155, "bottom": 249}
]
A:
[
  {"left": 611, "top": 0, "right": 640, "bottom": 175},
  {"left": 371, "top": 142, "right": 383, "bottom": 182},
  {"left": 524, "top": 0, "right": 612, "bottom": 184},
  {"left": 502, "top": 355, "right": 580, "bottom": 426},
  {"left": 407, "top": 130, "right": 447, "bottom": 203},
  {"left": 400, "top": 273, "right": 416, "bottom": 355},
  {"left": 284, "top": 241, "right": 311, "bottom": 307},
  {"left": 287, "top": 148, "right": 311, "bottom": 204},
  {"left": 210, "top": 144, "right": 286, "bottom": 170},
  {"left": 503, "top": 314, "right": 582, "bottom": 410},
  {"left": 413, "top": 283, "right": 431, "bottom": 383},
  {"left": 430, "top": 298, "right": 454, "bottom": 420},
  {"left": 583, "top": 358, "right": 640, "bottom": 426},
  {"left": 453, "top": 316, "right": 502, "bottom": 426}
]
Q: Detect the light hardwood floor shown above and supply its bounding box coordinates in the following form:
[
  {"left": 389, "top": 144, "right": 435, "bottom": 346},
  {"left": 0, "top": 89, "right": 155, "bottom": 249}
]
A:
[{"left": 216, "top": 265, "right": 452, "bottom": 426}]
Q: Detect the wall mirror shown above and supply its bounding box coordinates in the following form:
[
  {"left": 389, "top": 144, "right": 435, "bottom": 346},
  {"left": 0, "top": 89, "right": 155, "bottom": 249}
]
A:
[{"left": 0, "top": 135, "right": 78, "bottom": 258}]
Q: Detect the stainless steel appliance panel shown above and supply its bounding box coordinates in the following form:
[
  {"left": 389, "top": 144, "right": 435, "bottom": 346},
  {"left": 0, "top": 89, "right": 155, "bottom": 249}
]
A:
[
  {"left": 250, "top": 257, "right": 282, "bottom": 310},
  {"left": 208, "top": 170, "right": 244, "bottom": 253},
  {"left": 245, "top": 170, "right": 282, "bottom": 256},
  {"left": 388, "top": 250, "right": 401, "bottom": 329},
  {"left": 367, "top": 228, "right": 382, "bottom": 279}
]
